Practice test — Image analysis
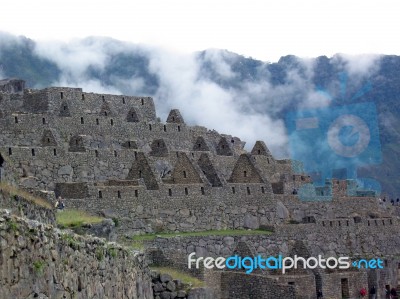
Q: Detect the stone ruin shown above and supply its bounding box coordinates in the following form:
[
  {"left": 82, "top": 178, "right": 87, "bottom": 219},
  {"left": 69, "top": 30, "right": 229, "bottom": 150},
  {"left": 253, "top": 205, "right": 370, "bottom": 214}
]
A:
[
  {"left": 0, "top": 80, "right": 310, "bottom": 234},
  {"left": 1, "top": 79, "right": 400, "bottom": 298}
]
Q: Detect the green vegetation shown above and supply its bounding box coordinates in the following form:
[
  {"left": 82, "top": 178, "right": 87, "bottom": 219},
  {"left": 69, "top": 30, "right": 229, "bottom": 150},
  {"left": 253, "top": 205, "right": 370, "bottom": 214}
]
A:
[
  {"left": 56, "top": 209, "right": 103, "bottom": 228},
  {"left": 7, "top": 219, "right": 19, "bottom": 232},
  {"left": 108, "top": 247, "right": 117, "bottom": 258},
  {"left": 0, "top": 182, "right": 53, "bottom": 209},
  {"left": 151, "top": 267, "right": 204, "bottom": 288},
  {"left": 60, "top": 233, "right": 80, "bottom": 250},
  {"left": 112, "top": 217, "right": 120, "bottom": 227},
  {"left": 33, "top": 260, "right": 46, "bottom": 274},
  {"left": 95, "top": 248, "right": 104, "bottom": 261},
  {"left": 131, "top": 239, "right": 145, "bottom": 250},
  {"left": 131, "top": 229, "right": 272, "bottom": 250}
]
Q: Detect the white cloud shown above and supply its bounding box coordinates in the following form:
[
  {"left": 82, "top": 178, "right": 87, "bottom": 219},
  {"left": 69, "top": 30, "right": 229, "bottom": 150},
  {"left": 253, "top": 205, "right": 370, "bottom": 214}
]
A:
[
  {"left": 30, "top": 37, "right": 320, "bottom": 156},
  {"left": 0, "top": 31, "right": 23, "bottom": 45},
  {"left": 334, "top": 53, "right": 382, "bottom": 77},
  {"left": 202, "top": 49, "right": 237, "bottom": 79},
  {"left": 146, "top": 47, "right": 291, "bottom": 154},
  {"left": 27, "top": 36, "right": 383, "bottom": 158}
]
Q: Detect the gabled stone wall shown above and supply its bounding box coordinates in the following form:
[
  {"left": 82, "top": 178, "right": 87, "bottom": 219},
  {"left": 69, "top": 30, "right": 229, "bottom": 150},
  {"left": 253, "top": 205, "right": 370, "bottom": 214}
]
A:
[{"left": 0, "top": 85, "right": 384, "bottom": 240}]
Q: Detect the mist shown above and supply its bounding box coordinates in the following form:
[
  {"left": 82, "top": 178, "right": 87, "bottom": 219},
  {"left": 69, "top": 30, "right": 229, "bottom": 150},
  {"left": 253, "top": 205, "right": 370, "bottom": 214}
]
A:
[{"left": 0, "top": 33, "right": 383, "bottom": 158}]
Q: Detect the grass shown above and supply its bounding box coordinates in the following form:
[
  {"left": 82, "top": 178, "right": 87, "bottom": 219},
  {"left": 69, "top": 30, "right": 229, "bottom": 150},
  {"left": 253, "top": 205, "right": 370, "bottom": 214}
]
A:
[
  {"left": 56, "top": 209, "right": 104, "bottom": 228},
  {"left": 61, "top": 233, "right": 79, "bottom": 248},
  {"left": 33, "top": 260, "right": 46, "bottom": 274},
  {"left": 131, "top": 239, "right": 145, "bottom": 250},
  {"left": 95, "top": 248, "right": 104, "bottom": 261},
  {"left": 7, "top": 219, "right": 19, "bottom": 232},
  {"left": 150, "top": 266, "right": 204, "bottom": 288},
  {"left": 131, "top": 229, "right": 272, "bottom": 250},
  {"left": 0, "top": 182, "right": 52, "bottom": 209}
]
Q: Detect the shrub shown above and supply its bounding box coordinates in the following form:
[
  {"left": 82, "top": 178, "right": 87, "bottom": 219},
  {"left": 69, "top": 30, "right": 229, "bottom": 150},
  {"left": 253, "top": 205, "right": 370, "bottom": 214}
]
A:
[{"left": 33, "top": 260, "right": 45, "bottom": 274}]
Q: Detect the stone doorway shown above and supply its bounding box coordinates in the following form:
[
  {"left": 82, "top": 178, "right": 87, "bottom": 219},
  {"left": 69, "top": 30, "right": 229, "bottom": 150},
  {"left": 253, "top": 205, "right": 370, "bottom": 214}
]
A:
[
  {"left": 341, "top": 278, "right": 349, "bottom": 298},
  {"left": 386, "top": 284, "right": 391, "bottom": 298}
]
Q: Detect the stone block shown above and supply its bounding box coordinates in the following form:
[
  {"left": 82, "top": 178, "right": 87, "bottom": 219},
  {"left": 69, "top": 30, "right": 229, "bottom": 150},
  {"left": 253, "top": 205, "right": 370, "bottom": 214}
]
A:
[
  {"left": 243, "top": 214, "right": 259, "bottom": 229},
  {"left": 160, "top": 273, "right": 173, "bottom": 283},
  {"left": 166, "top": 281, "right": 176, "bottom": 292},
  {"left": 223, "top": 236, "right": 235, "bottom": 246}
]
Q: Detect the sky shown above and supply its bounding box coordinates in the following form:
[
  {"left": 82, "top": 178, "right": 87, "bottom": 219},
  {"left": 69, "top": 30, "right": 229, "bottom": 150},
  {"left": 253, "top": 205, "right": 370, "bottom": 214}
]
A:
[
  {"left": 1, "top": 0, "right": 399, "bottom": 62},
  {"left": 0, "top": 0, "right": 392, "bottom": 160}
]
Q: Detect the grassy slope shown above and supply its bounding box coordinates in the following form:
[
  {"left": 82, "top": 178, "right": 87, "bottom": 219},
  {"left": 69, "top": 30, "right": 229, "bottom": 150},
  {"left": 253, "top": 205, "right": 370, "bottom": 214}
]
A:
[
  {"left": 56, "top": 209, "right": 104, "bottom": 228},
  {"left": 0, "top": 182, "right": 52, "bottom": 209}
]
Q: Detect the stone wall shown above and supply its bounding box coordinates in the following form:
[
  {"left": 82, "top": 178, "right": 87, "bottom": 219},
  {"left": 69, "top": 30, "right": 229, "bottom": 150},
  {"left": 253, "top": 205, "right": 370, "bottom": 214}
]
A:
[
  {"left": 220, "top": 271, "right": 296, "bottom": 299},
  {"left": 22, "top": 90, "right": 50, "bottom": 113},
  {"left": 227, "top": 154, "right": 265, "bottom": 184},
  {"left": 277, "top": 194, "right": 392, "bottom": 223},
  {"left": 0, "top": 188, "right": 55, "bottom": 225},
  {"left": 1, "top": 83, "right": 395, "bottom": 298},
  {"left": 272, "top": 273, "right": 316, "bottom": 299},
  {"left": 150, "top": 270, "right": 214, "bottom": 299},
  {"left": 67, "top": 190, "right": 282, "bottom": 236},
  {"left": 0, "top": 85, "right": 332, "bottom": 239},
  {"left": 0, "top": 209, "right": 153, "bottom": 299},
  {"left": 144, "top": 225, "right": 399, "bottom": 298},
  {"left": 144, "top": 216, "right": 400, "bottom": 264},
  {"left": 55, "top": 182, "right": 89, "bottom": 199},
  {"left": 59, "top": 182, "right": 389, "bottom": 236},
  {"left": 319, "top": 270, "right": 368, "bottom": 299}
]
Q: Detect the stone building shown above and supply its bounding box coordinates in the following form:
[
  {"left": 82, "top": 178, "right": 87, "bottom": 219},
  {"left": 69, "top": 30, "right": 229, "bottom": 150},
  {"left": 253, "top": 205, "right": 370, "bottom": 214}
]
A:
[{"left": 0, "top": 79, "right": 399, "bottom": 298}]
